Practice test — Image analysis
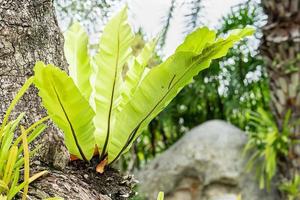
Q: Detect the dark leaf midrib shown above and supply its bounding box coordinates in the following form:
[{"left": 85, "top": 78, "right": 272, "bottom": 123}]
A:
[{"left": 52, "top": 79, "right": 88, "bottom": 161}]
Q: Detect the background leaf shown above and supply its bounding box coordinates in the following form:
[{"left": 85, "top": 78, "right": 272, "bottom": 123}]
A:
[
  {"left": 92, "top": 6, "right": 134, "bottom": 158},
  {"left": 64, "top": 22, "right": 93, "bottom": 102}
]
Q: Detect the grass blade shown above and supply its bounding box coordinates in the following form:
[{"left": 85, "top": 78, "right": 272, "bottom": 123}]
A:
[{"left": 20, "top": 126, "right": 29, "bottom": 200}]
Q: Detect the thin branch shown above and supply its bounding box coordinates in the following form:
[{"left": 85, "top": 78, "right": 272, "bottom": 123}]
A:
[
  {"left": 159, "top": 0, "right": 176, "bottom": 48},
  {"left": 184, "top": 0, "right": 203, "bottom": 34}
]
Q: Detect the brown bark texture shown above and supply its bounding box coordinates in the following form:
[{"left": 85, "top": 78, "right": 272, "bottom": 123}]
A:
[
  {"left": 0, "top": 0, "right": 66, "bottom": 122},
  {"left": 0, "top": 0, "right": 134, "bottom": 199},
  {"left": 260, "top": 0, "right": 300, "bottom": 187},
  {"left": 261, "top": 0, "right": 300, "bottom": 129}
]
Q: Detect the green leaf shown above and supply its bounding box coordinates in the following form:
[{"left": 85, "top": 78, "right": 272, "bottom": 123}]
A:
[
  {"left": 92, "top": 6, "right": 134, "bottom": 158},
  {"left": 9, "top": 168, "right": 20, "bottom": 194},
  {"left": 3, "top": 146, "right": 18, "bottom": 185},
  {"left": 17, "top": 124, "right": 46, "bottom": 156},
  {"left": 12, "top": 116, "right": 49, "bottom": 148},
  {"left": 64, "top": 22, "right": 92, "bottom": 102},
  {"left": 7, "top": 171, "right": 48, "bottom": 199},
  {"left": 0, "top": 180, "right": 9, "bottom": 192},
  {"left": 0, "top": 113, "right": 24, "bottom": 173},
  {"left": 0, "top": 77, "right": 34, "bottom": 139},
  {"left": 157, "top": 192, "right": 164, "bottom": 200},
  {"left": 20, "top": 126, "right": 29, "bottom": 200},
  {"left": 175, "top": 27, "right": 216, "bottom": 54},
  {"left": 33, "top": 62, "right": 95, "bottom": 161},
  {"left": 107, "top": 27, "right": 254, "bottom": 163},
  {"left": 14, "top": 146, "right": 41, "bottom": 170},
  {"left": 120, "top": 39, "right": 157, "bottom": 109}
]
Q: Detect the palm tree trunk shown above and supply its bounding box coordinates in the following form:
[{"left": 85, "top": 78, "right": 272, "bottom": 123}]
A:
[{"left": 260, "top": 0, "right": 300, "bottom": 189}]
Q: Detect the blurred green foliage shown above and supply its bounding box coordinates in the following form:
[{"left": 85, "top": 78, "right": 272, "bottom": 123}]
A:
[
  {"left": 279, "top": 174, "right": 300, "bottom": 200},
  {"left": 244, "top": 108, "right": 291, "bottom": 189}
]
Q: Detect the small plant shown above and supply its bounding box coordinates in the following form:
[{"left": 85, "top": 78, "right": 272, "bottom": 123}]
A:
[
  {"left": 244, "top": 108, "right": 292, "bottom": 189},
  {"left": 33, "top": 6, "right": 253, "bottom": 171},
  {"left": 157, "top": 192, "right": 164, "bottom": 200},
  {"left": 0, "top": 77, "right": 48, "bottom": 199},
  {"left": 279, "top": 174, "right": 300, "bottom": 200}
]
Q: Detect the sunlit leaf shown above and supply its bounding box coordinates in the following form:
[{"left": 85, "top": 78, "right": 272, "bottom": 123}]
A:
[
  {"left": 0, "top": 77, "right": 34, "bottom": 138},
  {"left": 93, "top": 6, "right": 134, "bottom": 158},
  {"left": 157, "top": 191, "right": 164, "bottom": 200},
  {"left": 20, "top": 126, "right": 29, "bottom": 200},
  {"left": 120, "top": 38, "right": 157, "bottom": 109},
  {"left": 64, "top": 22, "right": 92, "bottom": 101},
  {"left": 34, "top": 62, "right": 95, "bottom": 161},
  {"left": 108, "top": 27, "right": 254, "bottom": 163}
]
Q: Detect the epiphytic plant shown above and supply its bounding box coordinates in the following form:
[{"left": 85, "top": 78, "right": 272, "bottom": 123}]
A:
[{"left": 33, "top": 6, "right": 254, "bottom": 172}]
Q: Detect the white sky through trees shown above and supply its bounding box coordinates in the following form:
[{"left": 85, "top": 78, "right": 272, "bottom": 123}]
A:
[
  {"left": 56, "top": 0, "right": 245, "bottom": 56},
  {"left": 129, "top": 0, "right": 245, "bottom": 57}
]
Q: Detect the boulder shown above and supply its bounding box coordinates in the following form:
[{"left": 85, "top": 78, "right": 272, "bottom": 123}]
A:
[{"left": 137, "top": 120, "right": 279, "bottom": 200}]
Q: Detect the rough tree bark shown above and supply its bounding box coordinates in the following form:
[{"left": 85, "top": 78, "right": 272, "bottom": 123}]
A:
[
  {"left": 0, "top": 0, "right": 134, "bottom": 199},
  {"left": 0, "top": 0, "right": 66, "bottom": 123},
  {"left": 260, "top": 0, "right": 300, "bottom": 197}
]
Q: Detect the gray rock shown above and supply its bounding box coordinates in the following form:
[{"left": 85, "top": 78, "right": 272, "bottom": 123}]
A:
[{"left": 137, "top": 120, "right": 279, "bottom": 200}]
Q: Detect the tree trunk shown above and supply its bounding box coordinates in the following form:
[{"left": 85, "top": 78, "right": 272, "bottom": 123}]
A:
[
  {"left": 0, "top": 0, "right": 134, "bottom": 199},
  {"left": 0, "top": 0, "right": 66, "bottom": 123},
  {"left": 260, "top": 0, "right": 300, "bottom": 194}
]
